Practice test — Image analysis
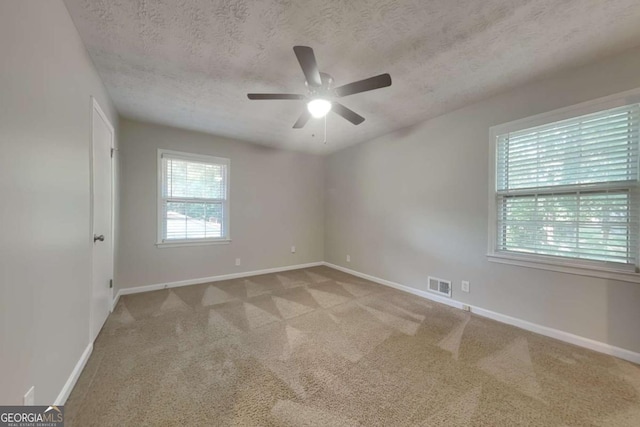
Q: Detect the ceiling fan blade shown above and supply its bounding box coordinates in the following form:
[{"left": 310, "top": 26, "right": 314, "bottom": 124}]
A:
[
  {"left": 334, "top": 73, "right": 392, "bottom": 97},
  {"left": 332, "top": 102, "right": 365, "bottom": 125},
  {"left": 247, "top": 93, "right": 305, "bottom": 100},
  {"left": 293, "top": 110, "right": 312, "bottom": 128},
  {"left": 293, "top": 46, "right": 323, "bottom": 87}
]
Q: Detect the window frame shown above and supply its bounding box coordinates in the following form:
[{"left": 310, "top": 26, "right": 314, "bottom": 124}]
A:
[
  {"left": 487, "top": 89, "right": 640, "bottom": 283},
  {"left": 156, "top": 149, "right": 231, "bottom": 248}
]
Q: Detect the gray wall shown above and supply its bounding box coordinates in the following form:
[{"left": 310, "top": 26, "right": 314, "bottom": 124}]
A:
[
  {"left": 325, "top": 46, "right": 640, "bottom": 354},
  {"left": 116, "top": 119, "right": 324, "bottom": 290},
  {"left": 0, "top": 1, "right": 118, "bottom": 404}
]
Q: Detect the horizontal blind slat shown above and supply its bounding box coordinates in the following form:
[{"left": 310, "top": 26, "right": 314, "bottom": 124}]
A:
[
  {"left": 499, "top": 138, "right": 640, "bottom": 161},
  {"left": 503, "top": 105, "right": 640, "bottom": 141},
  {"left": 502, "top": 119, "right": 639, "bottom": 150}
]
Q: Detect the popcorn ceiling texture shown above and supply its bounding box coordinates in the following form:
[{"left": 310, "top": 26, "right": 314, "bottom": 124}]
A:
[
  {"left": 63, "top": 0, "right": 640, "bottom": 153},
  {"left": 64, "top": 266, "right": 640, "bottom": 425}
]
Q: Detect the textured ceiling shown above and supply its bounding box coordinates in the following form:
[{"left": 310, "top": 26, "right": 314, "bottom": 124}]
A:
[{"left": 64, "top": 0, "right": 640, "bottom": 154}]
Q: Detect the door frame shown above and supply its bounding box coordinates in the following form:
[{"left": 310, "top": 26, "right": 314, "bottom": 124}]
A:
[{"left": 90, "top": 96, "right": 115, "bottom": 343}]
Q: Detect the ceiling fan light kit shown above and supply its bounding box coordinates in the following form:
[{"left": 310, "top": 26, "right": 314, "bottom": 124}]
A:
[
  {"left": 247, "top": 46, "right": 392, "bottom": 129},
  {"left": 307, "top": 98, "right": 332, "bottom": 118}
]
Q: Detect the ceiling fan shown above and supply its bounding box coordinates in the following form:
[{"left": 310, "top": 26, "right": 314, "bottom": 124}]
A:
[{"left": 247, "top": 46, "right": 392, "bottom": 128}]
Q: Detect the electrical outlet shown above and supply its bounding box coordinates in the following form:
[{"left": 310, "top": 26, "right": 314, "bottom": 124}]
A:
[
  {"left": 461, "top": 280, "right": 470, "bottom": 293},
  {"left": 235, "top": 258, "right": 241, "bottom": 266},
  {"left": 291, "top": 246, "right": 296, "bottom": 253},
  {"left": 346, "top": 254, "right": 350, "bottom": 263},
  {"left": 24, "top": 386, "right": 35, "bottom": 406}
]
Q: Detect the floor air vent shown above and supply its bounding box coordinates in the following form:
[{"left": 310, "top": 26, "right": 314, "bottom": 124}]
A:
[{"left": 428, "top": 276, "right": 452, "bottom": 297}]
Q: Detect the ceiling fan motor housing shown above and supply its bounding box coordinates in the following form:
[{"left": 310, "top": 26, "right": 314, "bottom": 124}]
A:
[{"left": 306, "top": 72, "right": 335, "bottom": 99}]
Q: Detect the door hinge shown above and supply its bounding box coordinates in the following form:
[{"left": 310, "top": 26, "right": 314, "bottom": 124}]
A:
[
  {"left": 110, "top": 148, "right": 115, "bottom": 158},
  {"left": 109, "top": 279, "right": 113, "bottom": 289}
]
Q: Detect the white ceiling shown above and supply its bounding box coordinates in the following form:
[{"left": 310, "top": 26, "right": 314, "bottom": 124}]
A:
[{"left": 64, "top": 0, "right": 640, "bottom": 154}]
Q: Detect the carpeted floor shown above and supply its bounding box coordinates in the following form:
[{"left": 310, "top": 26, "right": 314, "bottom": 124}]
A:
[{"left": 66, "top": 266, "right": 640, "bottom": 426}]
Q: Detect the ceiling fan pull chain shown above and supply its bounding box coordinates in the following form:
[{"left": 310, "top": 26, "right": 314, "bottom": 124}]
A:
[{"left": 324, "top": 114, "right": 327, "bottom": 144}]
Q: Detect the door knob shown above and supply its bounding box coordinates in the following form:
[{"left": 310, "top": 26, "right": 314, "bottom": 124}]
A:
[{"left": 94, "top": 234, "right": 105, "bottom": 242}]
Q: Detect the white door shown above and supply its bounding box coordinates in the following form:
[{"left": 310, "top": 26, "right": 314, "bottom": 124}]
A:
[{"left": 91, "top": 98, "right": 114, "bottom": 342}]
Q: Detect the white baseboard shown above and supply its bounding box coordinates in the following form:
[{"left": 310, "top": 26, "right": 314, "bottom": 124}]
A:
[
  {"left": 112, "top": 261, "right": 324, "bottom": 310},
  {"left": 54, "top": 342, "right": 93, "bottom": 405},
  {"left": 326, "top": 262, "right": 467, "bottom": 311},
  {"left": 323, "top": 262, "right": 640, "bottom": 365}
]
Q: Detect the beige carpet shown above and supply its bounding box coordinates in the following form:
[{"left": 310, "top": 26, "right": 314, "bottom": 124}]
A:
[{"left": 66, "top": 266, "right": 640, "bottom": 426}]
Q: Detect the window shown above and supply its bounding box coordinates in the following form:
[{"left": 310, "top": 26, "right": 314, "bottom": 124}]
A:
[
  {"left": 158, "top": 150, "right": 230, "bottom": 246},
  {"left": 489, "top": 98, "right": 640, "bottom": 281}
]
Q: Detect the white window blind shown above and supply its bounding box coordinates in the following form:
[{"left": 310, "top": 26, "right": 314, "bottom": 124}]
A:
[
  {"left": 495, "top": 104, "right": 640, "bottom": 266},
  {"left": 159, "top": 151, "right": 229, "bottom": 243}
]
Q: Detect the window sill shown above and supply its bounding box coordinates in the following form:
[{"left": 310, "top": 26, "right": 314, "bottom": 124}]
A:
[
  {"left": 487, "top": 252, "right": 640, "bottom": 284},
  {"left": 156, "top": 239, "right": 231, "bottom": 248}
]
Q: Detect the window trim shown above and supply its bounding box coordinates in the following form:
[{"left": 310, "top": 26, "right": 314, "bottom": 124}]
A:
[
  {"left": 156, "top": 149, "right": 231, "bottom": 247},
  {"left": 487, "top": 88, "right": 640, "bottom": 283}
]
